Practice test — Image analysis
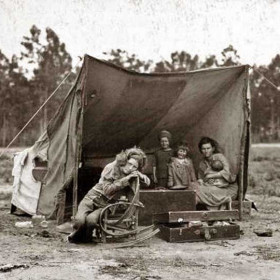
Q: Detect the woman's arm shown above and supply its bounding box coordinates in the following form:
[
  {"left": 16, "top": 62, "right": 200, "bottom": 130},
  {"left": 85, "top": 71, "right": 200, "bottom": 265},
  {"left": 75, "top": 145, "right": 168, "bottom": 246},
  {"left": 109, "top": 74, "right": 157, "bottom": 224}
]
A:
[
  {"left": 204, "top": 171, "right": 222, "bottom": 179},
  {"left": 215, "top": 153, "right": 232, "bottom": 182},
  {"left": 197, "top": 161, "right": 206, "bottom": 180}
]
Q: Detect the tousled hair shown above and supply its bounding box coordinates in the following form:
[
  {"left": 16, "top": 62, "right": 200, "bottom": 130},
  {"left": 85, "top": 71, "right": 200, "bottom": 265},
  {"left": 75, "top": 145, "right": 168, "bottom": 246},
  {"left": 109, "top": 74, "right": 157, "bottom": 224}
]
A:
[{"left": 115, "top": 147, "right": 147, "bottom": 171}]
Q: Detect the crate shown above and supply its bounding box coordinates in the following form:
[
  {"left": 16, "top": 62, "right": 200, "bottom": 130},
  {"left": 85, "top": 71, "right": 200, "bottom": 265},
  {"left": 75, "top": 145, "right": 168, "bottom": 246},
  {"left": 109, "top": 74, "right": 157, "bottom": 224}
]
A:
[{"left": 139, "top": 190, "right": 196, "bottom": 225}]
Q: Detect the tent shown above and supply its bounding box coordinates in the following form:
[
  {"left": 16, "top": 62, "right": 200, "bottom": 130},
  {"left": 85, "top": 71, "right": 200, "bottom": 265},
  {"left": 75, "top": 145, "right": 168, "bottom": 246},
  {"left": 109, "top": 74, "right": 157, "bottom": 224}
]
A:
[{"left": 11, "top": 54, "right": 250, "bottom": 219}]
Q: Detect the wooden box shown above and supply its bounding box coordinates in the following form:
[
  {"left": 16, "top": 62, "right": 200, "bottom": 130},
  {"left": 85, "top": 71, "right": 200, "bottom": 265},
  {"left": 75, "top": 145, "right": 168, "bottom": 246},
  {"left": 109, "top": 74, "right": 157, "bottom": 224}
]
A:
[
  {"left": 232, "top": 200, "right": 252, "bottom": 219},
  {"left": 139, "top": 190, "right": 196, "bottom": 225},
  {"left": 154, "top": 210, "right": 239, "bottom": 223},
  {"left": 158, "top": 223, "right": 240, "bottom": 242}
]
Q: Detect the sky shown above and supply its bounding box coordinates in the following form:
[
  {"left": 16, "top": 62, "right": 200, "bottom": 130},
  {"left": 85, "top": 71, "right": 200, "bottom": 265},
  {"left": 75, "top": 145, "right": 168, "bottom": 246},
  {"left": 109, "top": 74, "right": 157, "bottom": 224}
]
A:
[{"left": 1, "top": 0, "right": 280, "bottom": 67}]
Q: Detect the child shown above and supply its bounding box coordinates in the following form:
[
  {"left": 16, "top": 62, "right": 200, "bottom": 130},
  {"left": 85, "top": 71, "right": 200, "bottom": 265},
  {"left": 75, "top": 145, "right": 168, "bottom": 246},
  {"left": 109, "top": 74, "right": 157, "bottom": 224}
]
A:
[
  {"left": 167, "top": 142, "right": 198, "bottom": 191},
  {"left": 204, "top": 159, "right": 229, "bottom": 188},
  {"left": 152, "top": 130, "right": 173, "bottom": 188}
]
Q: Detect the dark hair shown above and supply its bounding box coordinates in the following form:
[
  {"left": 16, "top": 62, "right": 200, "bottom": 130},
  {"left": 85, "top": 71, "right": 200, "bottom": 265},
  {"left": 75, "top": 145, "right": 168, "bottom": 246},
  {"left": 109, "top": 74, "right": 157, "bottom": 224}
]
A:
[{"left": 198, "top": 137, "right": 221, "bottom": 154}]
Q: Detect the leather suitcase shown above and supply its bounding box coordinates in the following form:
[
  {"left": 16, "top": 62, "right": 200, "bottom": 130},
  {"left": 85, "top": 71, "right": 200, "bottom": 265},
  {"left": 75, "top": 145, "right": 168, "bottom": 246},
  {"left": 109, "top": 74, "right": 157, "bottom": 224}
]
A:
[{"left": 158, "top": 223, "right": 240, "bottom": 242}]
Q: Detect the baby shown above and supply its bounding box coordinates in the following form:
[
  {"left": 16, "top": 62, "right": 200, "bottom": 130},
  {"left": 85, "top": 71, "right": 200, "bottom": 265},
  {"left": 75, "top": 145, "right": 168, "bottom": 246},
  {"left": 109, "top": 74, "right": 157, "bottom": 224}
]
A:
[{"left": 204, "top": 159, "right": 228, "bottom": 188}]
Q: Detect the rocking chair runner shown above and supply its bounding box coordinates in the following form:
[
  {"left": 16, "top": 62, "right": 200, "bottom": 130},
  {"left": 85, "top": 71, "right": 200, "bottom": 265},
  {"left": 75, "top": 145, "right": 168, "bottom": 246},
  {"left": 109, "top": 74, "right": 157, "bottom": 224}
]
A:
[{"left": 98, "top": 177, "right": 143, "bottom": 242}]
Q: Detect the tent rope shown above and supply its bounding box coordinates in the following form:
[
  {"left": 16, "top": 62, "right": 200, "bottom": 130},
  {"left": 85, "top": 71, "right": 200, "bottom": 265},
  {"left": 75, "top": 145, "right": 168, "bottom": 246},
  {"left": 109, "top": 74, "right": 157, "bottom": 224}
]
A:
[
  {"left": 251, "top": 65, "right": 280, "bottom": 92},
  {"left": 0, "top": 57, "right": 83, "bottom": 159}
]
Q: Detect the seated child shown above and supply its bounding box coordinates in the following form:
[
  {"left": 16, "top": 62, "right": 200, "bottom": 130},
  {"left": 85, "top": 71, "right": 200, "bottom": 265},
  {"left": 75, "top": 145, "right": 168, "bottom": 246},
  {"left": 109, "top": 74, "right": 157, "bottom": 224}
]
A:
[
  {"left": 203, "top": 159, "right": 229, "bottom": 188},
  {"left": 167, "top": 142, "right": 198, "bottom": 191}
]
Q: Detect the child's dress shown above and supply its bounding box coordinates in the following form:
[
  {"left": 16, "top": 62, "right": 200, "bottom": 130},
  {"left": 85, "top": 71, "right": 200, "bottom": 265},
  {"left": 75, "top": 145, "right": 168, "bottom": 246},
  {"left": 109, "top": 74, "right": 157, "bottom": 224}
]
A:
[
  {"left": 167, "top": 157, "right": 198, "bottom": 190},
  {"left": 153, "top": 149, "right": 173, "bottom": 187}
]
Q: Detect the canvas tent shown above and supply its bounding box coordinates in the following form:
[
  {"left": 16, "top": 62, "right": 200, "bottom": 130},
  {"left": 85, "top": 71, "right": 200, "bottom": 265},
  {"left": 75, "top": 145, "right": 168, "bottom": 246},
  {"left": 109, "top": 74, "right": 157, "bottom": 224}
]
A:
[{"left": 11, "top": 54, "right": 250, "bottom": 219}]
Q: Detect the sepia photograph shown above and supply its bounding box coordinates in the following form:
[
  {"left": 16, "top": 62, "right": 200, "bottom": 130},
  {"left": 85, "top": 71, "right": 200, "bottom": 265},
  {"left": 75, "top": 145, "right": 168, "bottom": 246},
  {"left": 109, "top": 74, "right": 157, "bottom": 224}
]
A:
[{"left": 0, "top": 0, "right": 280, "bottom": 279}]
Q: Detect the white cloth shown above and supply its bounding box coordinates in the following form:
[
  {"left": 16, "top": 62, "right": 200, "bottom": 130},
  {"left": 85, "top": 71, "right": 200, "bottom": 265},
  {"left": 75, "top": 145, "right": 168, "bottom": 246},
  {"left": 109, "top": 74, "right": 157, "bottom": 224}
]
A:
[{"left": 11, "top": 149, "right": 42, "bottom": 215}]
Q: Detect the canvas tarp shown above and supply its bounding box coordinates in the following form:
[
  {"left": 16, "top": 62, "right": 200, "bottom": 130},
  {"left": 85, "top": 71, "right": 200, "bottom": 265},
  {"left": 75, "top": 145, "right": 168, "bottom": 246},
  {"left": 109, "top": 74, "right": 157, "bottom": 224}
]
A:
[{"left": 11, "top": 54, "right": 250, "bottom": 217}]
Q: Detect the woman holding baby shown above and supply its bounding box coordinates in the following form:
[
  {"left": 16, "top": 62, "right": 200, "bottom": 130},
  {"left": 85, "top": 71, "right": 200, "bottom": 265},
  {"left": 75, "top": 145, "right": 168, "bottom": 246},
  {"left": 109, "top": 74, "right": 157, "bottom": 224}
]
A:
[{"left": 196, "top": 137, "right": 238, "bottom": 209}]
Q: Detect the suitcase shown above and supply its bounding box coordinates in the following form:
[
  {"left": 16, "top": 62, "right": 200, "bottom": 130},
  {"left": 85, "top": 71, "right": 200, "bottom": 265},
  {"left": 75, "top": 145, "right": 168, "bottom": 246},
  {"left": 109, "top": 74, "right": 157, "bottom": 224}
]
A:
[
  {"left": 154, "top": 210, "right": 240, "bottom": 242},
  {"left": 158, "top": 223, "right": 240, "bottom": 242}
]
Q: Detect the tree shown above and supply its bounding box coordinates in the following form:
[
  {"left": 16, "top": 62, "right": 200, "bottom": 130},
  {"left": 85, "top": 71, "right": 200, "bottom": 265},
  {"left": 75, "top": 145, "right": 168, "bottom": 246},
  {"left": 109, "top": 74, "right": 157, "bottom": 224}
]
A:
[
  {"left": 219, "top": 44, "right": 241, "bottom": 67},
  {"left": 0, "top": 50, "right": 11, "bottom": 146},
  {"left": 200, "top": 55, "right": 219, "bottom": 69},
  {"left": 20, "top": 25, "right": 73, "bottom": 133},
  {"left": 103, "top": 49, "right": 152, "bottom": 73},
  {"left": 154, "top": 51, "right": 201, "bottom": 72},
  {"left": 250, "top": 55, "right": 280, "bottom": 141}
]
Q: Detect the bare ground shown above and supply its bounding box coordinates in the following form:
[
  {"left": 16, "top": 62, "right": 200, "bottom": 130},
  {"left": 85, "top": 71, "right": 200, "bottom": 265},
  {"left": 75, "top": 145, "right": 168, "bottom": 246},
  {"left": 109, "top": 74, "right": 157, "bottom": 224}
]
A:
[
  {"left": 1, "top": 145, "right": 280, "bottom": 280},
  {"left": 0, "top": 190, "right": 280, "bottom": 280}
]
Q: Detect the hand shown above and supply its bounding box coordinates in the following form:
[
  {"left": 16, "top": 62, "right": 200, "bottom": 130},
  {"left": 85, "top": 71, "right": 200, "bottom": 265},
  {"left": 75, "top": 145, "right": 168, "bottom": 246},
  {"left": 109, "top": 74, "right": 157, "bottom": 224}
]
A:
[
  {"left": 127, "top": 171, "right": 139, "bottom": 180},
  {"left": 120, "top": 172, "right": 139, "bottom": 187},
  {"left": 207, "top": 179, "right": 215, "bottom": 184}
]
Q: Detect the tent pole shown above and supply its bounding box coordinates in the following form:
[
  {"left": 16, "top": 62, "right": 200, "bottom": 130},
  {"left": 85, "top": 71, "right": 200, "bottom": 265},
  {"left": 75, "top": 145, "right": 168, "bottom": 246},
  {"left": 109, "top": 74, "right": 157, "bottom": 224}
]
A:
[
  {"left": 238, "top": 138, "right": 244, "bottom": 221},
  {"left": 73, "top": 144, "right": 79, "bottom": 216},
  {"left": 238, "top": 66, "right": 250, "bottom": 220},
  {"left": 72, "top": 92, "right": 84, "bottom": 217},
  {"left": 72, "top": 61, "right": 86, "bottom": 217}
]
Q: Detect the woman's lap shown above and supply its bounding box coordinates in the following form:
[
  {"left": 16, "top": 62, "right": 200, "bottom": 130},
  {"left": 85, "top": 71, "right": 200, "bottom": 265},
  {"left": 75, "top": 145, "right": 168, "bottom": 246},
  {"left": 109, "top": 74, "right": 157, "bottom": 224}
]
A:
[{"left": 197, "top": 183, "right": 238, "bottom": 207}]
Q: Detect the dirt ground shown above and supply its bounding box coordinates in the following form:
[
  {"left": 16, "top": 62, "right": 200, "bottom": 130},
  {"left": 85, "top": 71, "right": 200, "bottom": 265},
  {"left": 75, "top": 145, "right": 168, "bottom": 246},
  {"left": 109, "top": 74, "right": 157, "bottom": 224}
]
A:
[
  {"left": 0, "top": 190, "right": 280, "bottom": 280},
  {"left": 1, "top": 145, "right": 280, "bottom": 280}
]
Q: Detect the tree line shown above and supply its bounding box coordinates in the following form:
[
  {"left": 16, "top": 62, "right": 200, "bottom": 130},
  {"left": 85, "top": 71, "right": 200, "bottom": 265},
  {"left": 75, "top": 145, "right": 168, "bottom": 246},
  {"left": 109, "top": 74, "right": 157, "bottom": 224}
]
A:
[{"left": 0, "top": 25, "right": 279, "bottom": 147}]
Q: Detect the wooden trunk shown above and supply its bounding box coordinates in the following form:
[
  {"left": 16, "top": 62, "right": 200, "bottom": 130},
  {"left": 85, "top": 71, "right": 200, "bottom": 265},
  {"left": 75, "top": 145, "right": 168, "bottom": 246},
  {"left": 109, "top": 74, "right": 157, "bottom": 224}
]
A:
[
  {"left": 159, "top": 224, "right": 240, "bottom": 242},
  {"left": 139, "top": 190, "right": 196, "bottom": 225}
]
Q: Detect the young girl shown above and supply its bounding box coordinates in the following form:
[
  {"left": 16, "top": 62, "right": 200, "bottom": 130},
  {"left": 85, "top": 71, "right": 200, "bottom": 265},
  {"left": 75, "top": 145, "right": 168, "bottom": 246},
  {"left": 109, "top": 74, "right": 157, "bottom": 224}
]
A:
[
  {"left": 167, "top": 142, "right": 198, "bottom": 190},
  {"left": 152, "top": 130, "right": 173, "bottom": 188}
]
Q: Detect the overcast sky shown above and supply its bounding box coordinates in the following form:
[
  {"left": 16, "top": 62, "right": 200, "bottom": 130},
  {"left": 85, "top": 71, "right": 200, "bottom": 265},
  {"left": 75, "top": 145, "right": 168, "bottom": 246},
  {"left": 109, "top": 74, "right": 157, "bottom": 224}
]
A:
[{"left": 1, "top": 0, "right": 280, "bottom": 67}]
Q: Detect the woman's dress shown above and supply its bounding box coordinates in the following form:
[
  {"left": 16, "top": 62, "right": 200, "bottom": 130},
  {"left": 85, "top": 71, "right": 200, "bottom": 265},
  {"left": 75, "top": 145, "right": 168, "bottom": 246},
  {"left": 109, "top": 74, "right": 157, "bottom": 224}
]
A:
[{"left": 197, "top": 153, "right": 238, "bottom": 207}]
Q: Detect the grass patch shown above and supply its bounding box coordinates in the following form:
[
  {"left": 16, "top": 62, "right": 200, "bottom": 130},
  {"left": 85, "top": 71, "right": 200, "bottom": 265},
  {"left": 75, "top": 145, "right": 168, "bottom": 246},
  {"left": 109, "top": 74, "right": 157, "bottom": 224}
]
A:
[{"left": 248, "top": 144, "right": 280, "bottom": 198}]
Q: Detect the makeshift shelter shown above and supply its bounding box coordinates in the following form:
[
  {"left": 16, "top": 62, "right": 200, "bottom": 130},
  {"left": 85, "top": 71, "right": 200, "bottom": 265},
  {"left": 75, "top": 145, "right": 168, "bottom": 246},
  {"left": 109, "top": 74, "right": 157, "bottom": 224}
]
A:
[{"left": 11, "top": 54, "right": 250, "bottom": 220}]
